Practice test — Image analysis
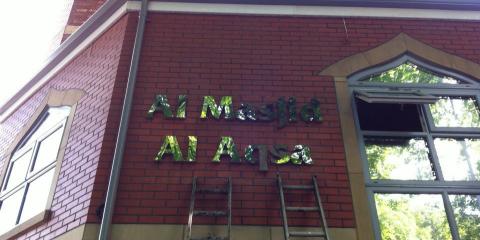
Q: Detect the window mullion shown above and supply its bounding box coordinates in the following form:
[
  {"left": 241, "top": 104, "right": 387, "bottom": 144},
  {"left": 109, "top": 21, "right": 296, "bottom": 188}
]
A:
[
  {"left": 420, "top": 103, "right": 446, "bottom": 181},
  {"left": 14, "top": 185, "right": 28, "bottom": 225},
  {"left": 431, "top": 132, "right": 480, "bottom": 138},
  {"left": 426, "top": 134, "right": 445, "bottom": 181},
  {"left": 0, "top": 181, "right": 27, "bottom": 202},
  {"left": 443, "top": 191, "right": 461, "bottom": 240},
  {"left": 26, "top": 140, "right": 40, "bottom": 179},
  {"left": 26, "top": 164, "right": 57, "bottom": 185},
  {"left": 367, "top": 189, "right": 383, "bottom": 240},
  {"left": 369, "top": 184, "right": 480, "bottom": 194},
  {"left": 362, "top": 131, "right": 427, "bottom": 137},
  {"left": 476, "top": 94, "right": 480, "bottom": 121}
]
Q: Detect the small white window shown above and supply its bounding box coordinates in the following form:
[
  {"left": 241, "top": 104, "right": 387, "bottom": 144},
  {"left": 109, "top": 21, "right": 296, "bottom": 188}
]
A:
[{"left": 0, "top": 106, "right": 70, "bottom": 235}]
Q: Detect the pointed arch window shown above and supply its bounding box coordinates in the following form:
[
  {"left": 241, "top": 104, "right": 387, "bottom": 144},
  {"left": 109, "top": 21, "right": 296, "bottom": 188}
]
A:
[
  {"left": 350, "top": 55, "right": 479, "bottom": 87},
  {"left": 350, "top": 55, "right": 480, "bottom": 240},
  {"left": 365, "top": 61, "right": 464, "bottom": 84},
  {"left": 0, "top": 106, "right": 70, "bottom": 236}
]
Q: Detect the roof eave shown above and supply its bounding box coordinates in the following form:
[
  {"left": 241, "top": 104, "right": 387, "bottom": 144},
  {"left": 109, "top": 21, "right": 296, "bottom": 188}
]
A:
[
  {"left": 0, "top": 0, "right": 127, "bottom": 116},
  {"left": 154, "top": 0, "right": 480, "bottom": 11}
]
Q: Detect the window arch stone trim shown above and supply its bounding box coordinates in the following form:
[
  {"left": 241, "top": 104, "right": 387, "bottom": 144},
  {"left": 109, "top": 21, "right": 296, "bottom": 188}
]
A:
[
  {"left": 318, "top": 33, "right": 480, "bottom": 80},
  {"left": 0, "top": 88, "right": 85, "bottom": 240}
]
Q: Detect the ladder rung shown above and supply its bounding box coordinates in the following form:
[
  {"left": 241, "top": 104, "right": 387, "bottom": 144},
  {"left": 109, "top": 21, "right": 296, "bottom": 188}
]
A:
[
  {"left": 196, "top": 188, "right": 228, "bottom": 194},
  {"left": 191, "top": 237, "right": 227, "bottom": 240},
  {"left": 289, "top": 231, "right": 326, "bottom": 237},
  {"left": 286, "top": 206, "right": 319, "bottom": 212},
  {"left": 193, "top": 210, "right": 227, "bottom": 217},
  {"left": 283, "top": 185, "right": 314, "bottom": 190}
]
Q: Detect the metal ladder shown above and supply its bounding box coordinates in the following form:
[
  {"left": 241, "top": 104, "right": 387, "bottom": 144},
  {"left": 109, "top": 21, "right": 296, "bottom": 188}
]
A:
[
  {"left": 185, "top": 176, "right": 232, "bottom": 240},
  {"left": 277, "top": 175, "right": 330, "bottom": 240}
]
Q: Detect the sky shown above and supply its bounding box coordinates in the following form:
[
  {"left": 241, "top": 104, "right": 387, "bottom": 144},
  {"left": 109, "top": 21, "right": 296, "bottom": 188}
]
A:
[{"left": 0, "top": 1, "right": 73, "bottom": 107}]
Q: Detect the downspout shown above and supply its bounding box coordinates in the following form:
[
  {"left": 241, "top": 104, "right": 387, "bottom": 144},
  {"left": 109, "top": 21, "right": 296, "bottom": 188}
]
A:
[{"left": 99, "top": 0, "right": 149, "bottom": 239}]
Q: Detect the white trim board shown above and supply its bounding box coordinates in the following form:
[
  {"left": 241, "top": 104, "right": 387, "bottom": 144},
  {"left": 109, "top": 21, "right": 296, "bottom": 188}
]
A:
[
  {"left": 139, "top": 2, "right": 480, "bottom": 20},
  {"left": 2, "top": 1, "right": 480, "bottom": 122}
]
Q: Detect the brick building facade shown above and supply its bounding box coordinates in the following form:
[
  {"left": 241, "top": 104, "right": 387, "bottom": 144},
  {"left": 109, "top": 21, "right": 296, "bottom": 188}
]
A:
[{"left": 1, "top": 1, "right": 480, "bottom": 239}]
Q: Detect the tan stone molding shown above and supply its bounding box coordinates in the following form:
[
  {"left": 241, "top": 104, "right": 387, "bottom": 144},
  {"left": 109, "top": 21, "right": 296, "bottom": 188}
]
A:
[
  {"left": 56, "top": 224, "right": 357, "bottom": 240},
  {"left": 319, "top": 33, "right": 480, "bottom": 80},
  {"left": 331, "top": 78, "right": 374, "bottom": 240},
  {"left": 64, "top": 25, "right": 80, "bottom": 35}
]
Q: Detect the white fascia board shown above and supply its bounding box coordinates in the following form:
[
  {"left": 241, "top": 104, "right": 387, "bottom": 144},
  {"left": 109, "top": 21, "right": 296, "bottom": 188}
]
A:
[{"left": 142, "top": 2, "right": 480, "bottom": 20}]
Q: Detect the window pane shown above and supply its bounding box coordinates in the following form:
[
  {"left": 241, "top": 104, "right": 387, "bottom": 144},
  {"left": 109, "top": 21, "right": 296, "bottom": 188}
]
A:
[
  {"left": 31, "top": 127, "right": 64, "bottom": 173},
  {"left": 19, "top": 169, "right": 55, "bottom": 223},
  {"left": 356, "top": 100, "right": 423, "bottom": 132},
  {"left": 356, "top": 90, "right": 437, "bottom": 104},
  {"left": 449, "top": 195, "right": 480, "bottom": 240},
  {"left": 0, "top": 188, "right": 25, "bottom": 235},
  {"left": 435, "top": 138, "right": 480, "bottom": 181},
  {"left": 22, "top": 106, "right": 70, "bottom": 148},
  {"left": 365, "top": 137, "right": 435, "bottom": 180},
  {"left": 375, "top": 194, "right": 451, "bottom": 240},
  {"left": 365, "top": 62, "right": 461, "bottom": 84},
  {"left": 429, "top": 97, "right": 480, "bottom": 128},
  {"left": 3, "top": 149, "right": 32, "bottom": 191}
]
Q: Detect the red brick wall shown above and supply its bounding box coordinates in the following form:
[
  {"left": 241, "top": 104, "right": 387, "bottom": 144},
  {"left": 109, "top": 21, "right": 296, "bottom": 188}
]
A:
[
  {"left": 111, "top": 13, "right": 480, "bottom": 229},
  {"left": 86, "top": 12, "right": 138, "bottom": 223},
  {"left": 0, "top": 14, "right": 133, "bottom": 239}
]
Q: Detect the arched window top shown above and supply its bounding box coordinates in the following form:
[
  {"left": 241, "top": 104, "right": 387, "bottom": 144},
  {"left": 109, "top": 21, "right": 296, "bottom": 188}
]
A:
[
  {"left": 349, "top": 55, "right": 480, "bottom": 87},
  {"left": 365, "top": 61, "right": 462, "bottom": 84},
  {"left": 17, "top": 106, "right": 71, "bottom": 151}
]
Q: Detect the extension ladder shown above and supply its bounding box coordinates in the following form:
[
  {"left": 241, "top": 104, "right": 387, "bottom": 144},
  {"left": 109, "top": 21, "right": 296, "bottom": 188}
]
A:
[
  {"left": 185, "top": 176, "right": 232, "bottom": 240},
  {"left": 277, "top": 175, "right": 330, "bottom": 240}
]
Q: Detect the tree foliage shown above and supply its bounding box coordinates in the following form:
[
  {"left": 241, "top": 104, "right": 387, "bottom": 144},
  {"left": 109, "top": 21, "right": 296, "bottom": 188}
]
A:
[
  {"left": 367, "top": 138, "right": 480, "bottom": 239},
  {"left": 366, "top": 138, "right": 433, "bottom": 180},
  {"left": 375, "top": 194, "right": 450, "bottom": 240},
  {"left": 366, "top": 62, "right": 459, "bottom": 84},
  {"left": 450, "top": 195, "right": 480, "bottom": 240},
  {"left": 429, "top": 97, "right": 480, "bottom": 128}
]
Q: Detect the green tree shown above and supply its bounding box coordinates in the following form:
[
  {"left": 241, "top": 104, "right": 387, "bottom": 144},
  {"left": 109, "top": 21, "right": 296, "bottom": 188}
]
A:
[
  {"left": 375, "top": 194, "right": 451, "bottom": 240},
  {"left": 450, "top": 195, "right": 480, "bottom": 240},
  {"left": 366, "top": 138, "right": 433, "bottom": 180},
  {"left": 367, "top": 62, "right": 459, "bottom": 84}
]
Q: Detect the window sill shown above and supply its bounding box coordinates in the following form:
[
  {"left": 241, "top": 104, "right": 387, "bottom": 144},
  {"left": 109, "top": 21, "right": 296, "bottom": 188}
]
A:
[{"left": 0, "top": 210, "right": 51, "bottom": 240}]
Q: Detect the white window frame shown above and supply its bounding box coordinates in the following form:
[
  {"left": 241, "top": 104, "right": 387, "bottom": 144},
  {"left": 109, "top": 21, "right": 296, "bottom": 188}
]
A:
[
  {"left": 0, "top": 107, "right": 69, "bottom": 238},
  {"left": 0, "top": 89, "right": 84, "bottom": 240}
]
